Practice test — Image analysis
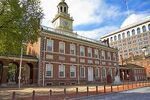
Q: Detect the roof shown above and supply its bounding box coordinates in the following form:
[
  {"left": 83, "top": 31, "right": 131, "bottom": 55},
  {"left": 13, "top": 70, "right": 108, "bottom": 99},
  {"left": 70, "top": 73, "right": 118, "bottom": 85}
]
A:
[
  {"left": 57, "top": 1, "right": 68, "bottom": 7},
  {"left": 101, "top": 16, "right": 150, "bottom": 39},
  {"left": 119, "top": 64, "right": 145, "bottom": 69}
]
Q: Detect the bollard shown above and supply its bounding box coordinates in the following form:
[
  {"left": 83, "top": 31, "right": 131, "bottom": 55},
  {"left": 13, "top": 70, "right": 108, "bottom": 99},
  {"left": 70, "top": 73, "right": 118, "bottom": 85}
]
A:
[
  {"left": 132, "top": 82, "right": 133, "bottom": 89},
  {"left": 117, "top": 85, "right": 119, "bottom": 92},
  {"left": 76, "top": 88, "right": 78, "bottom": 97},
  {"left": 111, "top": 85, "right": 113, "bottom": 92},
  {"left": 123, "top": 83, "right": 124, "bottom": 90},
  {"left": 12, "top": 91, "right": 16, "bottom": 100},
  {"left": 104, "top": 85, "right": 106, "bottom": 93},
  {"left": 49, "top": 90, "right": 52, "bottom": 99},
  {"left": 87, "top": 86, "right": 89, "bottom": 96},
  {"left": 96, "top": 86, "right": 98, "bottom": 94},
  {"left": 32, "top": 90, "right": 35, "bottom": 100}
]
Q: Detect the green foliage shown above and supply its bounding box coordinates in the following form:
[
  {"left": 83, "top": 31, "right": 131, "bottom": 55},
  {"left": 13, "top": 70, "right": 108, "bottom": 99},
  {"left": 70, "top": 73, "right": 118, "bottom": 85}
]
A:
[{"left": 0, "top": 0, "right": 43, "bottom": 55}]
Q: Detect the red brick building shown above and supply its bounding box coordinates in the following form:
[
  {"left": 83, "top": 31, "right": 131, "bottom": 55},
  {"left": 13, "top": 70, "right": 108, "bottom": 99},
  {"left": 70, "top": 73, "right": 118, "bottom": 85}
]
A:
[{"left": 27, "top": 0, "right": 118, "bottom": 86}]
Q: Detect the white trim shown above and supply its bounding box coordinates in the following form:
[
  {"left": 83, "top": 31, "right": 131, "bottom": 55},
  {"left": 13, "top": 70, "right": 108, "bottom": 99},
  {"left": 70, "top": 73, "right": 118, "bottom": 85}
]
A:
[
  {"left": 45, "top": 64, "right": 53, "bottom": 78},
  {"left": 59, "top": 41, "right": 65, "bottom": 54},
  {"left": 59, "top": 64, "right": 65, "bottom": 78},
  {"left": 80, "top": 66, "right": 85, "bottom": 78},
  {"left": 70, "top": 65, "right": 76, "bottom": 78}
]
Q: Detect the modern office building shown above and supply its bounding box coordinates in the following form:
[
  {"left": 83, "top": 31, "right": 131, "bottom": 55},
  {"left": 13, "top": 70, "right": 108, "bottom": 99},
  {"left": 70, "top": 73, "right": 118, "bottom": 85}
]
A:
[
  {"left": 27, "top": 0, "right": 118, "bottom": 86},
  {"left": 101, "top": 17, "right": 150, "bottom": 61}
]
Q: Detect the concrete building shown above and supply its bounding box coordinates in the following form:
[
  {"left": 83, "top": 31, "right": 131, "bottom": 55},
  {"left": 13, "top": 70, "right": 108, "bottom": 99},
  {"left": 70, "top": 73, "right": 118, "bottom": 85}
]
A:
[
  {"left": 27, "top": 0, "right": 118, "bottom": 86},
  {"left": 101, "top": 17, "right": 150, "bottom": 61}
]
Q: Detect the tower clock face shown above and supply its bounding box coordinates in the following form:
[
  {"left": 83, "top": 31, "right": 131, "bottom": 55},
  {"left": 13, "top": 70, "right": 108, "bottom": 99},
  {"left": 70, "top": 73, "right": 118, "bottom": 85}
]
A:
[{"left": 61, "top": 20, "right": 69, "bottom": 27}]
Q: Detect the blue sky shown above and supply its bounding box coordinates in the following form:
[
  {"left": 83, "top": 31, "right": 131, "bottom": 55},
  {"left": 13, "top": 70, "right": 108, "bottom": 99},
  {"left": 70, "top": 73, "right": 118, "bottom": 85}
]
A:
[{"left": 41, "top": 0, "right": 150, "bottom": 40}]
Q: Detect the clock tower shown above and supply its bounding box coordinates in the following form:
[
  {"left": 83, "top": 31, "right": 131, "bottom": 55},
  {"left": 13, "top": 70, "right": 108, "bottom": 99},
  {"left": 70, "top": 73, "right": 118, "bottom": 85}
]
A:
[{"left": 52, "top": 0, "right": 74, "bottom": 32}]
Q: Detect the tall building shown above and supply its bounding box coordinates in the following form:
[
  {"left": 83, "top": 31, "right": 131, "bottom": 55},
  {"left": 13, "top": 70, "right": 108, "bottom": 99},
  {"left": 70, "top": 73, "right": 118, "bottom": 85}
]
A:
[
  {"left": 27, "top": 0, "right": 118, "bottom": 86},
  {"left": 101, "top": 17, "right": 150, "bottom": 61}
]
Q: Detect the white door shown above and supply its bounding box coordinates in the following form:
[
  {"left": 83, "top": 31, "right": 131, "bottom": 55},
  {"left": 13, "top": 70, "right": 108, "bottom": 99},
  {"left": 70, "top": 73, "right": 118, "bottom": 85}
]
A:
[{"left": 88, "top": 67, "right": 93, "bottom": 81}]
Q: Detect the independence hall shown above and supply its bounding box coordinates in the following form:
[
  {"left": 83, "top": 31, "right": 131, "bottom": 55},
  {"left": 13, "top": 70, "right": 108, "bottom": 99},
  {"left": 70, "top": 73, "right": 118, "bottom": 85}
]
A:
[{"left": 27, "top": 0, "right": 118, "bottom": 86}]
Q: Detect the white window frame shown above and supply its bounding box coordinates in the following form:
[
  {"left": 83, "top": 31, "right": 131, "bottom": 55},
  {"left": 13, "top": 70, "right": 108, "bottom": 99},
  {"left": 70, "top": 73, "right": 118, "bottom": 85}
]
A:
[
  {"left": 70, "top": 65, "right": 76, "bottom": 78},
  {"left": 46, "top": 39, "right": 53, "bottom": 52},
  {"left": 95, "top": 67, "right": 100, "bottom": 78},
  {"left": 88, "top": 47, "right": 92, "bottom": 58},
  {"left": 70, "top": 44, "right": 76, "bottom": 55},
  {"left": 101, "top": 67, "right": 106, "bottom": 78},
  {"left": 101, "top": 50, "right": 105, "bottom": 59},
  {"left": 80, "top": 66, "right": 85, "bottom": 78},
  {"left": 59, "top": 64, "right": 65, "bottom": 78},
  {"left": 94, "top": 49, "right": 99, "bottom": 58},
  {"left": 45, "top": 64, "right": 53, "bottom": 77},
  {"left": 59, "top": 42, "right": 65, "bottom": 54},
  {"left": 80, "top": 46, "right": 85, "bottom": 56},
  {"left": 107, "top": 52, "right": 111, "bottom": 60}
]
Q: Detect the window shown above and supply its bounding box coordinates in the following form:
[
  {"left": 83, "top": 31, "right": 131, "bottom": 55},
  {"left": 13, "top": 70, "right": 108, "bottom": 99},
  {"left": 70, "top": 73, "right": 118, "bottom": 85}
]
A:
[
  {"left": 148, "top": 24, "right": 150, "bottom": 31},
  {"left": 95, "top": 67, "right": 99, "bottom": 77},
  {"left": 45, "top": 64, "right": 53, "bottom": 77},
  {"left": 113, "top": 53, "right": 116, "bottom": 61},
  {"left": 59, "top": 42, "right": 65, "bottom": 54},
  {"left": 109, "top": 68, "right": 113, "bottom": 77},
  {"left": 127, "top": 31, "right": 130, "bottom": 37},
  {"left": 114, "top": 35, "right": 117, "bottom": 41},
  {"left": 80, "top": 46, "right": 85, "bottom": 56},
  {"left": 110, "top": 37, "right": 113, "bottom": 42},
  {"left": 142, "top": 26, "right": 146, "bottom": 32},
  {"left": 70, "top": 65, "right": 76, "bottom": 78},
  {"left": 132, "top": 29, "right": 135, "bottom": 36},
  {"left": 64, "top": 7, "right": 66, "bottom": 13},
  {"left": 137, "top": 27, "right": 141, "bottom": 34},
  {"left": 101, "top": 50, "right": 105, "bottom": 59},
  {"left": 88, "top": 48, "right": 92, "bottom": 57},
  {"left": 47, "top": 39, "right": 53, "bottom": 52},
  {"left": 118, "top": 34, "right": 121, "bottom": 40},
  {"left": 107, "top": 52, "right": 111, "bottom": 60},
  {"left": 70, "top": 44, "right": 76, "bottom": 55},
  {"left": 59, "top": 65, "right": 65, "bottom": 78},
  {"left": 122, "top": 33, "right": 125, "bottom": 39},
  {"left": 94, "top": 49, "right": 99, "bottom": 58},
  {"left": 101, "top": 67, "right": 106, "bottom": 78},
  {"left": 80, "top": 67, "right": 85, "bottom": 78}
]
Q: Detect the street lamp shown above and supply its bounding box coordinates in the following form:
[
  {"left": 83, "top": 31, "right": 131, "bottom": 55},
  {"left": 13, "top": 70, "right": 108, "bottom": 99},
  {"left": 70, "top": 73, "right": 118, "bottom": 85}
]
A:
[{"left": 18, "top": 42, "right": 26, "bottom": 88}]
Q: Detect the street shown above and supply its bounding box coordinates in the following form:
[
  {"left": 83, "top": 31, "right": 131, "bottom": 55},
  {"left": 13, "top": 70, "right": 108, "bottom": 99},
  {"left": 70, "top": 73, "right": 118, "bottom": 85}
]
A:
[{"left": 71, "top": 87, "right": 150, "bottom": 100}]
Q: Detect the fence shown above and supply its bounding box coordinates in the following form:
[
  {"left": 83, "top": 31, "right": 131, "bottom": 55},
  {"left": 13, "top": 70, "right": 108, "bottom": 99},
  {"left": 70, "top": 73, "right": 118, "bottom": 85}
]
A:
[{"left": 11, "top": 81, "right": 150, "bottom": 100}]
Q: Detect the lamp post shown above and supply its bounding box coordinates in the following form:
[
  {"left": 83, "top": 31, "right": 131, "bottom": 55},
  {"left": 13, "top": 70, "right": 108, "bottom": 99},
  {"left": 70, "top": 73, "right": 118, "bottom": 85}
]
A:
[{"left": 18, "top": 42, "right": 26, "bottom": 88}]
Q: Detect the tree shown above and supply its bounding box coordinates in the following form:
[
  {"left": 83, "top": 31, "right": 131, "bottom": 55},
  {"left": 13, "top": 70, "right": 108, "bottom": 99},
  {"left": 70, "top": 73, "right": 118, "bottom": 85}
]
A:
[{"left": 0, "top": 0, "right": 43, "bottom": 55}]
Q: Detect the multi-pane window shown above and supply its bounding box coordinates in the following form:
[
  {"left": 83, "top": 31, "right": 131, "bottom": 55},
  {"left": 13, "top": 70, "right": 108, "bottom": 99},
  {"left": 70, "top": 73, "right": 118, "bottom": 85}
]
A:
[
  {"left": 101, "top": 50, "right": 105, "bottom": 59},
  {"left": 80, "top": 46, "right": 85, "bottom": 56},
  {"left": 94, "top": 49, "right": 99, "bottom": 58},
  {"left": 88, "top": 48, "right": 92, "bottom": 57},
  {"left": 142, "top": 25, "right": 146, "bottom": 32},
  {"left": 59, "top": 64, "right": 65, "bottom": 78},
  {"left": 118, "top": 34, "right": 121, "bottom": 40},
  {"left": 59, "top": 42, "right": 65, "bottom": 53},
  {"left": 127, "top": 31, "right": 130, "bottom": 37},
  {"left": 132, "top": 29, "right": 135, "bottom": 36},
  {"left": 70, "top": 44, "right": 76, "bottom": 55},
  {"left": 101, "top": 67, "right": 106, "bottom": 78},
  {"left": 137, "top": 27, "right": 141, "bottom": 34},
  {"left": 45, "top": 64, "right": 53, "bottom": 77},
  {"left": 95, "top": 67, "right": 99, "bottom": 77},
  {"left": 80, "top": 67, "right": 85, "bottom": 78},
  {"left": 107, "top": 52, "right": 111, "bottom": 60},
  {"left": 47, "top": 39, "right": 53, "bottom": 52},
  {"left": 70, "top": 65, "right": 76, "bottom": 78}
]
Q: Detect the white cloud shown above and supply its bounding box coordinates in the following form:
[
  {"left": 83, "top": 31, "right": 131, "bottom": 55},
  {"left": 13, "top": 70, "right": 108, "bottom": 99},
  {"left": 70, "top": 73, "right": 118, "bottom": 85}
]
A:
[
  {"left": 77, "top": 26, "right": 118, "bottom": 40},
  {"left": 40, "top": 0, "right": 120, "bottom": 27},
  {"left": 121, "top": 13, "right": 149, "bottom": 28}
]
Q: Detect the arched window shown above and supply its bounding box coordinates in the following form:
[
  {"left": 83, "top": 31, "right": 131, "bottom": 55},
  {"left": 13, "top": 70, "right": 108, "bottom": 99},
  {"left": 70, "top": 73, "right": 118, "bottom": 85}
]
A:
[
  {"left": 60, "top": 6, "right": 63, "bottom": 12},
  {"left": 64, "top": 7, "right": 66, "bottom": 13},
  {"left": 142, "top": 25, "right": 146, "bottom": 32},
  {"left": 110, "top": 37, "right": 113, "bottom": 42},
  {"left": 114, "top": 35, "right": 117, "bottom": 41},
  {"left": 118, "top": 34, "right": 121, "bottom": 40},
  {"left": 148, "top": 24, "right": 150, "bottom": 31},
  {"left": 122, "top": 33, "right": 125, "bottom": 39},
  {"left": 132, "top": 29, "right": 135, "bottom": 36},
  {"left": 137, "top": 27, "right": 141, "bottom": 34},
  {"left": 127, "top": 31, "right": 130, "bottom": 37}
]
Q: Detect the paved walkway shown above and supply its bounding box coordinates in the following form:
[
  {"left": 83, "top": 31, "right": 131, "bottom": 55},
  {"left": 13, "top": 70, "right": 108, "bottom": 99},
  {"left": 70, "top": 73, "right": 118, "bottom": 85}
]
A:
[{"left": 71, "top": 87, "right": 150, "bottom": 100}]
